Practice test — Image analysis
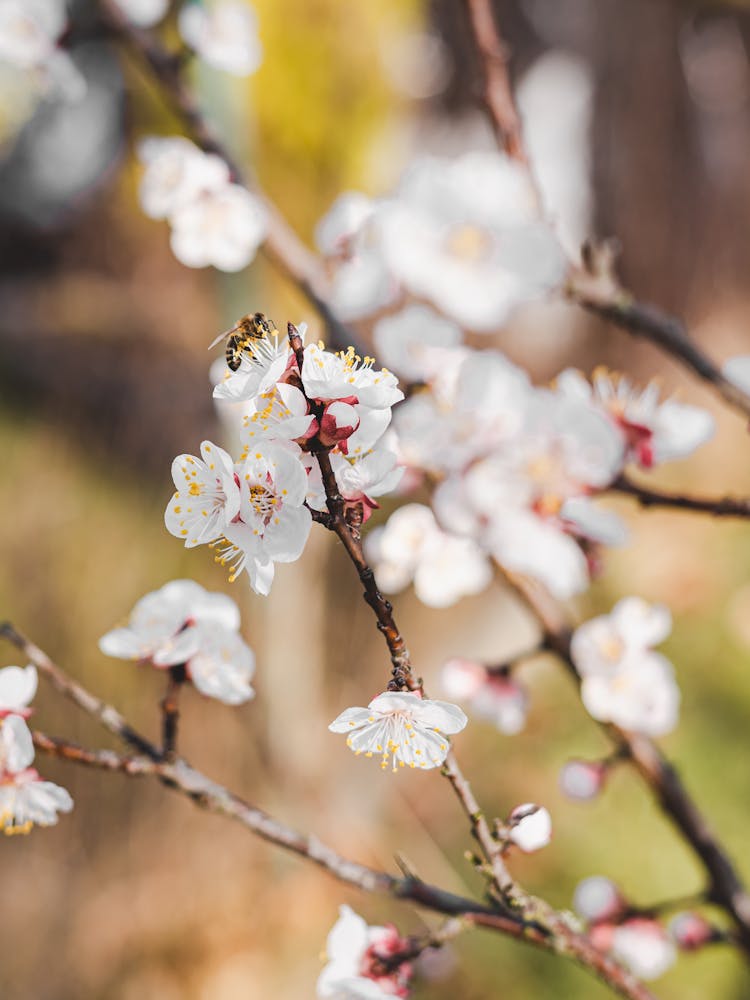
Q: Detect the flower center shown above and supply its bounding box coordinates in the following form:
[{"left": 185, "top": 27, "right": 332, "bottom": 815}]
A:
[
  {"left": 248, "top": 484, "right": 278, "bottom": 522},
  {"left": 445, "top": 223, "right": 492, "bottom": 262}
]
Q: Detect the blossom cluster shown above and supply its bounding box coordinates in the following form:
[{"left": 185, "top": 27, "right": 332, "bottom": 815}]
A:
[
  {"left": 0, "top": 665, "right": 73, "bottom": 834},
  {"left": 317, "top": 905, "right": 413, "bottom": 999},
  {"left": 366, "top": 335, "right": 714, "bottom": 605},
  {"left": 573, "top": 876, "right": 716, "bottom": 981},
  {"left": 0, "top": 0, "right": 84, "bottom": 100},
  {"left": 571, "top": 596, "right": 680, "bottom": 736},
  {"left": 315, "top": 151, "right": 567, "bottom": 331},
  {"left": 99, "top": 579, "right": 255, "bottom": 705},
  {"left": 113, "top": 0, "right": 262, "bottom": 76},
  {"left": 138, "top": 136, "right": 267, "bottom": 271},
  {"left": 167, "top": 321, "right": 404, "bottom": 595}
]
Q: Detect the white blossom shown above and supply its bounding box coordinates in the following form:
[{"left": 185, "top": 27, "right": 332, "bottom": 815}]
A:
[
  {"left": 178, "top": 1, "right": 262, "bottom": 76},
  {"left": 724, "top": 355, "right": 750, "bottom": 395},
  {"left": 441, "top": 659, "right": 528, "bottom": 734},
  {"left": 213, "top": 329, "right": 292, "bottom": 403},
  {"left": 302, "top": 344, "right": 404, "bottom": 410},
  {"left": 581, "top": 653, "right": 680, "bottom": 737},
  {"left": 315, "top": 193, "right": 397, "bottom": 321},
  {"left": 169, "top": 182, "right": 267, "bottom": 271},
  {"left": 239, "top": 383, "right": 316, "bottom": 448},
  {"left": 165, "top": 441, "right": 241, "bottom": 549},
  {"left": 508, "top": 803, "right": 552, "bottom": 852},
  {"left": 99, "top": 580, "right": 255, "bottom": 705},
  {"left": 571, "top": 597, "right": 672, "bottom": 675},
  {"left": 329, "top": 691, "right": 467, "bottom": 771},
  {"left": 111, "top": 0, "right": 169, "bottom": 28},
  {"left": 138, "top": 136, "right": 229, "bottom": 220},
  {"left": 0, "top": 715, "right": 73, "bottom": 834},
  {"left": 305, "top": 445, "right": 404, "bottom": 522},
  {"left": 317, "top": 905, "right": 412, "bottom": 999},
  {"left": 0, "top": 0, "right": 84, "bottom": 99},
  {"left": 0, "top": 665, "right": 37, "bottom": 717},
  {"left": 392, "top": 348, "right": 531, "bottom": 475},
  {"left": 372, "top": 305, "right": 462, "bottom": 383},
  {"left": 571, "top": 597, "right": 679, "bottom": 736},
  {"left": 378, "top": 151, "right": 566, "bottom": 331},
  {"left": 315, "top": 192, "right": 377, "bottom": 257},
  {"left": 610, "top": 919, "right": 677, "bottom": 981},
  {"left": 165, "top": 441, "right": 311, "bottom": 597},
  {"left": 364, "top": 504, "right": 491, "bottom": 608},
  {"left": 557, "top": 368, "right": 714, "bottom": 469}
]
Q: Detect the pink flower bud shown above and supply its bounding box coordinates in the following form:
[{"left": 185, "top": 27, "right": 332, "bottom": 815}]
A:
[
  {"left": 669, "top": 911, "right": 714, "bottom": 951},
  {"left": 441, "top": 657, "right": 486, "bottom": 700},
  {"left": 559, "top": 758, "right": 608, "bottom": 802},
  {"left": 573, "top": 876, "right": 624, "bottom": 924},
  {"left": 319, "top": 400, "right": 360, "bottom": 449}
]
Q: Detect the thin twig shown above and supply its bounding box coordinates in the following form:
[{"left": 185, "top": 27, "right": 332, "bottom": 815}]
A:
[
  {"left": 461, "top": 0, "right": 750, "bottom": 422},
  {"left": 612, "top": 475, "right": 750, "bottom": 519},
  {"left": 0, "top": 622, "right": 161, "bottom": 760},
  {"left": 288, "top": 336, "right": 656, "bottom": 1000},
  {"left": 27, "top": 730, "right": 530, "bottom": 935},
  {"left": 3, "top": 583, "right": 654, "bottom": 994},
  {"left": 464, "top": 0, "right": 529, "bottom": 165},
  {"left": 24, "top": 689, "right": 654, "bottom": 998},
  {"left": 97, "top": 0, "right": 361, "bottom": 354},
  {"left": 160, "top": 664, "right": 185, "bottom": 761}
]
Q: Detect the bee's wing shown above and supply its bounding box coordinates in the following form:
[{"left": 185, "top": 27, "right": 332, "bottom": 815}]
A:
[{"left": 207, "top": 323, "right": 238, "bottom": 350}]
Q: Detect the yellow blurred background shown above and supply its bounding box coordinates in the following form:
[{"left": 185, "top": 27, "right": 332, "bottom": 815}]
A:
[{"left": 2, "top": 1, "right": 750, "bottom": 997}]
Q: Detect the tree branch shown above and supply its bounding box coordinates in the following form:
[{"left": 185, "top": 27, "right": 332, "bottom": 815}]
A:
[
  {"left": 612, "top": 475, "right": 750, "bottom": 519},
  {"left": 505, "top": 575, "right": 750, "bottom": 956},
  {"left": 160, "top": 664, "right": 185, "bottom": 761},
  {"left": 461, "top": 0, "right": 750, "bottom": 422}
]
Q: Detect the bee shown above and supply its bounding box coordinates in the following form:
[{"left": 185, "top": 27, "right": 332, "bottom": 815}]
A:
[{"left": 208, "top": 312, "right": 278, "bottom": 371}]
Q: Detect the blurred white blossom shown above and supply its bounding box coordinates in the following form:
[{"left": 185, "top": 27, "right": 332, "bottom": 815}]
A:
[
  {"left": 317, "top": 904, "right": 412, "bottom": 998},
  {"left": 571, "top": 597, "right": 680, "bottom": 736},
  {"left": 557, "top": 369, "right": 715, "bottom": 469},
  {"left": 378, "top": 152, "right": 566, "bottom": 330},
  {"left": 372, "top": 305, "right": 463, "bottom": 383},
  {"left": 610, "top": 920, "right": 677, "bottom": 981},
  {"left": 169, "top": 182, "right": 266, "bottom": 271},
  {"left": 178, "top": 1, "right": 262, "bottom": 76},
  {"left": 111, "top": 0, "right": 169, "bottom": 27},
  {"left": 441, "top": 659, "right": 528, "bottom": 734},
  {"left": 365, "top": 504, "right": 491, "bottom": 608},
  {"left": 0, "top": 715, "right": 73, "bottom": 834},
  {"left": 138, "top": 136, "right": 230, "bottom": 220},
  {"left": 0, "top": 0, "right": 84, "bottom": 99},
  {"left": 99, "top": 579, "right": 255, "bottom": 704},
  {"left": 723, "top": 355, "right": 750, "bottom": 395},
  {"left": 0, "top": 665, "right": 37, "bottom": 717}
]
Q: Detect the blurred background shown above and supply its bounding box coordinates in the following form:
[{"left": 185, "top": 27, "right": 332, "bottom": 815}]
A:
[{"left": 2, "top": 0, "right": 750, "bottom": 997}]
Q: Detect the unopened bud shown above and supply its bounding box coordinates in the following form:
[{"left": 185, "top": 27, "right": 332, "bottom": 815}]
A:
[
  {"left": 560, "top": 758, "right": 608, "bottom": 802},
  {"left": 573, "top": 876, "right": 624, "bottom": 924},
  {"left": 508, "top": 803, "right": 552, "bottom": 853},
  {"left": 669, "top": 911, "right": 715, "bottom": 951},
  {"left": 441, "top": 657, "right": 486, "bottom": 700}
]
